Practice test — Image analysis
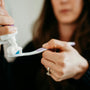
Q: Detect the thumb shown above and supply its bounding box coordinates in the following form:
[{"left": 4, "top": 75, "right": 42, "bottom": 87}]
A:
[
  {"left": 42, "top": 39, "right": 75, "bottom": 51},
  {"left": 0, "top": 0, "right": 5, "bottom": 9}
]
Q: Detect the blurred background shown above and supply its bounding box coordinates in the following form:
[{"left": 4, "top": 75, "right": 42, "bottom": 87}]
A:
[{"left": 4, "top": 0, "right": 44, "bottom": 62}]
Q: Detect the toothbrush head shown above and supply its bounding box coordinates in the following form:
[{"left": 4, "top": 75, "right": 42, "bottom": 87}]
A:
[{"left": 16, "top": 50, "right": 20, "bottom": 54}]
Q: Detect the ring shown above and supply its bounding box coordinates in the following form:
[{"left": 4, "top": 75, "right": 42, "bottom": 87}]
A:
[{"left": 46, "top": 67, "right": 51, "bottom": 76}]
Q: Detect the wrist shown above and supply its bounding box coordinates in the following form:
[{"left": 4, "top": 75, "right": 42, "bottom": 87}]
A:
[{"left": 73, "top": 56, "right": 89, "bottom": 80}]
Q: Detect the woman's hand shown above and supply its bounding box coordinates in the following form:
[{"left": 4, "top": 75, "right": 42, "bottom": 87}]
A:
[
  {"left": 0, "top": 0, "right": 17, "bottom": 36},
  {"left": 41, "top": 39, "right": 89, "bottom": 82}
]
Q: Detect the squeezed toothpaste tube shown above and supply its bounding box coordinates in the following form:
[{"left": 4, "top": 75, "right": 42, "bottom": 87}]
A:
[
  {"left": 6, "top": 36, "right": 22, "bottom": 56},
  {"left": 0, "top": 25, "right": 22, "bottom": 56}
]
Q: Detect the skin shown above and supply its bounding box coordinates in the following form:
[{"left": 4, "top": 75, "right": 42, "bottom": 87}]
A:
[
  {"left": 0, "top": 0, "right": 16, "bottom": 50},
  {"left": 0, "top": 0, "right": 89, "bottom": 83},
  {"left": 51, "top": 0, "right": 84, "bottom": 24},
  {"left": 0, "top": 0, "right": 17, "bottom": 36},
  {"left": 52, "top": 0, "right": 83, "bottom": 41},
  {"left": 41, "top": 0, "right": 89, "bottom": 82}
]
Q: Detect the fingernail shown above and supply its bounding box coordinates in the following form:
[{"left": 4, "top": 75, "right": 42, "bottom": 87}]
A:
[{"left": 42, "top": 43, "right": 48, "bottom": 47}]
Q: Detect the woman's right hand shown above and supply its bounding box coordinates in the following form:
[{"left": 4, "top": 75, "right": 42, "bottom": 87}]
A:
[{"left": 0, "top": 0, "right": 17, "bottom": 36}]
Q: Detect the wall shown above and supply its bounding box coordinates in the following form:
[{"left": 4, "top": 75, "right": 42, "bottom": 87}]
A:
[{"left": 4, "top": 0, "right": 44, "bottom": 62}]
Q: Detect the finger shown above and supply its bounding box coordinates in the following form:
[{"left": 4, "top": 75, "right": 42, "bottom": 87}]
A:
[
  {"left": 0, "top": 8, "right": 9, "bottom": 16},
  {"left": 41, "top": 58, "right": 63, "bottom": 73},
  {"left": 0, "top": 16, "right": 14, "bottom": 25},
  {"left": 41, "top": 57, "right": 56, "bottom": 70},
  {"left": 41, "top": 58, "right": 64, "bottom": 81},
  {"left": 50, "top": 74, "right": 63, "bottom": 82},
  {"left": 0, "top": 0, "right": 5, "bottom": 9},
  {"left": 0, "top": 26, "right": 17, "bottom": 35},
  {"left": 49, "top": 68, "right": 63, "bottom": 81},
  {"left": 42, "top": 50, "right": 64, "bottom": 64},
  {"left": 45, "top": 65, "right": 63, "bottom": 82},
  {"left": 43, "top": 39, "right": 74, "bottom": 51}
]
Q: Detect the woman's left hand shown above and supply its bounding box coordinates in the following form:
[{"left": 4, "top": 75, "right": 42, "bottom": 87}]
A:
[{"left": 41, "top": 39, "right": 89, "bottom": 82}]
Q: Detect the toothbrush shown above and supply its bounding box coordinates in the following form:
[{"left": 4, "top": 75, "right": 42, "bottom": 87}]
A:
[{"left": 8, "top": 42, "right": 75, "bottom": 57}]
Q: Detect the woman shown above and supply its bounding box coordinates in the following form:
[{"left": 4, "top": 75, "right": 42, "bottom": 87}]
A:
[
  {"left": 0, "top": 0, "right": 90, "bottom": 90},
  {"left": 11, "top": 0, "right": 90, "bottom": 90}
]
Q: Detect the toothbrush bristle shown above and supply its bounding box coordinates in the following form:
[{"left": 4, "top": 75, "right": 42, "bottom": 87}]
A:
[{"left": 16, "top": 51, "right": 20, "bottom": 54}]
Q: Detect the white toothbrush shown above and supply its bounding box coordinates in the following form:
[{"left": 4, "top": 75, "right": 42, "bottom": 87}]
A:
[{"left": 8, "top": 42, "right": 75, "bottom": 57}]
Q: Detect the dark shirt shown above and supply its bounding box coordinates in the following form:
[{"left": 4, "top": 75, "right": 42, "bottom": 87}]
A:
[
  {"left": 0, "top": 42, "right": 90, "bottom": 90},
  {"left": 0, "top": 45, "right": 9, "bottom": 89},
  {"left": 11, "top": 41, "right": 90, "bottom": 90}
]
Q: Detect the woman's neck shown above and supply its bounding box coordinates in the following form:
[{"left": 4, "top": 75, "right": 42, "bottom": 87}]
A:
[{"left": 59, "top": 23, "right": 76, "bottom": 41}]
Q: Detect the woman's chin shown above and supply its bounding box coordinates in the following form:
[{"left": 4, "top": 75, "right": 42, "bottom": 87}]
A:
[{"left": 58, "top": 18, "right": 76, "bottom": 24}]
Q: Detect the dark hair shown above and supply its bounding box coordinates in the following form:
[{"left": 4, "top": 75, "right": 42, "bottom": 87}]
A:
[
  {"left": 32, "top": 0, "right": 58, "bottom": 48},
  {"left": 32, "top": 0, "right": 90, "bottom": 54}
]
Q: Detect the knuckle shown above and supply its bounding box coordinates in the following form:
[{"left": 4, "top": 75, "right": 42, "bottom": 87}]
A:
[
  {"left": 60, "top": 71, "right": 64, "bottom": 76},
  {"left": 51, "top": 39, "right": 55, "bottom": 42},
  {"left": 64, "top": 42, "right": 69, "bottom": 47},
  {"left": 56, "top": 55, "right": 66, "bottom": 68},
  {"left": 3, "top": 17, "right": 7, "bottom": 23},
  {"left": 8, "top": 16, "right": 14, "bottom": 23},
  {"left": 56, "top": 60, "right": 60, "bottom": 66},
  {"left": 55, "top": 78, "right": 59, "bottom": 82},
  {"left": 41, "top": 58, "right": 44, "bottom": 64},
  {"left": 5, "top": 16, "right": 14, "bottom": 24},
  {"left": 50, "top": 63, "right": 54, "bottom": 68},
  {"left": 2, "top": 16, "right": 14, "bottom": 24},
  {"left": 56, "top": 67, "right": 64, "bottom": 76},
  {"left": 50, "top": 39, "right": 56, "bottom": 44},
  {"left": 4, "top": 26, "right": 10, "bottom": 33},
  {"left": 55, "top": 74, "right": 61, "bottom": 80},
  {"left": 58, "top": 70, "right": 64, "bottom": 76},
  {"left": 59, "top": 61, "right": 65, "bottom": 68},
  {"left": 52, "top": 77, "right": 58, "bottom": 82},
  {"left": 42, "top": 52, "right": 45, "bottom": 57},
  {"left": 54, "top": 77, "right": 61, "bottom": 82},
  {"left": 42, "top": 51, "right": 47, "bottom": 58},
  {"left": 58, "top": 53, "right": 66, "bottom": 61}
]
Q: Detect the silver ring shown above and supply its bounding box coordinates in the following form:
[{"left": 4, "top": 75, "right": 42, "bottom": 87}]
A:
[{"left": 46, "top": 67, "right": 51, "bottom": 76}]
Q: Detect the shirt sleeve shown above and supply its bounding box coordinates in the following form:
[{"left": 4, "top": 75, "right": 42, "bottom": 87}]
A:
[{"left": 80, "top": 50, "right": 90, "bottom": 87}]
